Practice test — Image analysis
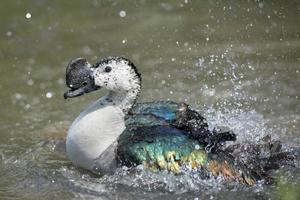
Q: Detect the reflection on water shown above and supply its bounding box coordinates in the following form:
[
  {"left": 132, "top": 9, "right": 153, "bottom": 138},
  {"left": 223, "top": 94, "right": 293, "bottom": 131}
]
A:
[{"left": 0, "top": 0, "right": 299, "bottom": 199}]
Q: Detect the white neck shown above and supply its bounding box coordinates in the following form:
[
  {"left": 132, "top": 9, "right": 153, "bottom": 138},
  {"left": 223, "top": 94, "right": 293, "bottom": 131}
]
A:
[
  {"left": 66, "top": 87, "right": 139, "bottom": 171},
  {"left": 105, "top": 88, "right": 139, "bottom": 113}
]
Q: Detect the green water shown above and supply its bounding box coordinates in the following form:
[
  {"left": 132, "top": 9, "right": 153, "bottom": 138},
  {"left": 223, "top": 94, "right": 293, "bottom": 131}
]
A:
[{"left": 0, "top": 0, "right": 299, "bottom": 199}]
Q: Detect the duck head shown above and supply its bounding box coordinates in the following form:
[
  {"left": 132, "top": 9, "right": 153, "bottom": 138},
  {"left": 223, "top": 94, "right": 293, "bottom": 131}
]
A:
[{"left": 64, "top": 56, "right": 141, "bottom": 99}]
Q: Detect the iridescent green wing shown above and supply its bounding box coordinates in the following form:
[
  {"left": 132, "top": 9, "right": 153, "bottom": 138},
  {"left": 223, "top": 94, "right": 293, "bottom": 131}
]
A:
[
  {"left": 116, "top": 125, "right": 259, "bottom": 185},
  {"left": 128, "top": 101, "right": 211, "bottom": 144},
  {"left": 129, "top": 101, "right": 186, "bottom": 121},
  {"left": 117, "top": 125, "right": 206, "bottom": 173}
]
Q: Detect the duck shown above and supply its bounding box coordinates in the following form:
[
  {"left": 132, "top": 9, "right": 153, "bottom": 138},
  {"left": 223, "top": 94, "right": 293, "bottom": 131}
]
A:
[{"left": 63, "top": 56, "right": 290, "bottom": 185}]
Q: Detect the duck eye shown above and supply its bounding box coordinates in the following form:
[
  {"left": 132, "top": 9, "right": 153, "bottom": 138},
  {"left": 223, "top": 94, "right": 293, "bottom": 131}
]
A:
[
  {"left": 82, "top": 81, "right": 88, "bottom": 86},
  {"left": 104, "top": 66, "right": 112, "bottom": 73}
]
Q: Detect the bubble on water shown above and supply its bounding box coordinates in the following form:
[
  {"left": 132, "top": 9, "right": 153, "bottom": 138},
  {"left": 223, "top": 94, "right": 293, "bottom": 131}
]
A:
[
  {"left": 161, "top": 3, "right": 173, "bottom": 11},
  {"left": 203, "top": 88, "right": 215, "bottom": 96},
  {"left": 248, "top": 65, "right": 254, "bottom": 70},
  {"left": 196, "top": 58, "right": 205, "bottom": 67},
  {"left": 161, "top": 80, "right": 166, "bottom": 84},
  {"left": 46, "top": 92, "right": 53, "bottom": 98},
  {"left": 25, "top": 12, "right": 31, "bottom": 19},
  {"left": 119, "top": 10, "right": 126, "bottom": 18},
  {"left": 184, "top": 0, "right": 189, "bottom": 4},
  {"left": 15, "top": 93, "right": 22, "bottom": 100},
  {"left": 171, "top": 58, "right": 176, "bottom": 62},
  {"left": 206, "top": 37, "right": 210, "bottom": 41},
  {"left": 82, "top": 46, "right": 92, "bottom": 55},
  {"left": 169, "top": 91, "right": 173, "bottom": 94},
  {"left": 24, "top": 104, "right": 31, "bottom": 110},
  {"left": 6, "top": 31, "right": 12, "bottom": 37},
  {"left": 122, "top": 39, "right": 126, "bottom": 44},
  {"left": 56, "top": 78, "right": 64, "bottom": 85},
  {"left": 27, "top": 79, "right": 34, "bottom": 86}
]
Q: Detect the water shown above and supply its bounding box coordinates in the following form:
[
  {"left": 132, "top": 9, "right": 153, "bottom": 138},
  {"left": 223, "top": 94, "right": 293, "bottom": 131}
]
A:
[{"left": 0, "top": 0, "right": 299, "bottom": 199}]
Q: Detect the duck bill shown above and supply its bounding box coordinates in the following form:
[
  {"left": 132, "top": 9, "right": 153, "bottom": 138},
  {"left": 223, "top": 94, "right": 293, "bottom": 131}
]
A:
[
  {"left": 63, "top": 81, "right": 101, "bottom": 99},
  {"left": 63, "top": 57, "right": 100, "bottom": 99}
]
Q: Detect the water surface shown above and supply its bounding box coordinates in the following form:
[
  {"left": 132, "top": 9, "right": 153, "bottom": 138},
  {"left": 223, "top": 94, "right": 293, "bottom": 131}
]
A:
[{"left": 0, "top": 0, "right": 299, "bottom": 199}]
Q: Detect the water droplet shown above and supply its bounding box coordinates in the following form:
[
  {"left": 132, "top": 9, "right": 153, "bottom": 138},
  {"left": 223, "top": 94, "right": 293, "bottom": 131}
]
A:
[
  {"left": 24, "top": 104, "right": 31, "bottom": 110},
  {"left": 119, "top": 10, "right": 126, "bottom": 18},
  {"left": 15, "top": 93, "right": 22, "bottom": 100},
  {"left": 56, "top": 78, "right": 64, "bottom": 85},
  {"left": 46, "top": 92, "right": 53, "bottom": 98},
  {"left": 82, "top": 46, "right": 92, "bottom": 55},
  {"left": 198, "top": 58, "right": 205, "bottom": 67},
  {"left": 27, "top": 79, "right": 34, "bottom": 86},
  {"left": 25, "top": 12, "right": 31, "bottom": 19},
  {"left": 6, "top": 31, "right": 12, "bottom": 37}
]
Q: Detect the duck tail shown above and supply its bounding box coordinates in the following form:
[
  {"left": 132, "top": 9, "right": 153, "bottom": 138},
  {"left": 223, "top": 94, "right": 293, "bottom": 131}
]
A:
[
  {"left": 206, "top": 149, "right": 265, "bottom": 185},
  {"left": 223, "top": 135, "right": 296, "bottom": 184}
]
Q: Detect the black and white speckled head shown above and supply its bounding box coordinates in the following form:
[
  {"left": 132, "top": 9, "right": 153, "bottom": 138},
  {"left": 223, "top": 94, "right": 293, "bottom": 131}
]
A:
[
  {"left": 64, "top": 56, "right": 141, "bottom": 99},
  {"left": 92, "top": 56, "right": 141, "bottom": 92}
]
